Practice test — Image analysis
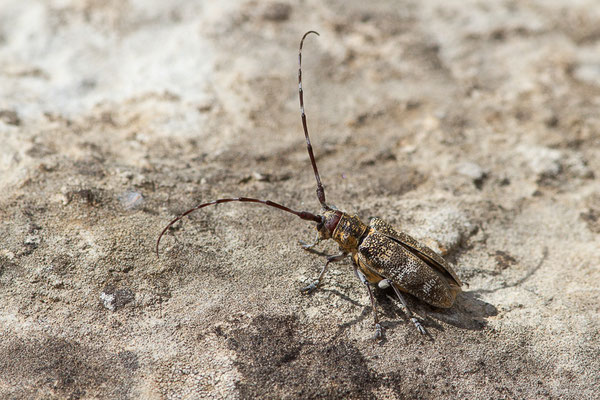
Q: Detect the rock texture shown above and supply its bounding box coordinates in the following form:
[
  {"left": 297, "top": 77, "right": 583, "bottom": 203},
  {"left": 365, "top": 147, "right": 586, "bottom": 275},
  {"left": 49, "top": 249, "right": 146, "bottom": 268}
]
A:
[{"left": 1, "top": 0, "right": 599, "bottom": 399}]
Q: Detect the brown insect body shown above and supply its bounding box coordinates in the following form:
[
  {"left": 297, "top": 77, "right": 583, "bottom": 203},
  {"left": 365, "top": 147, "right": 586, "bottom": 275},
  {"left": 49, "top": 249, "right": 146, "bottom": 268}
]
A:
[
  {"left": 157, "top": 31, "right": 462, "bottom": 338},
  {"left": 320, "top": 211, "right": 462, "bottom": 309}
]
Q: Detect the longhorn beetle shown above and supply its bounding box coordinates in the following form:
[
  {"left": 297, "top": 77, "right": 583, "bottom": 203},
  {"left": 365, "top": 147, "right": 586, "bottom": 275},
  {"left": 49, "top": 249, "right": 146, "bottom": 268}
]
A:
[{"left": 156, "top": 31, "right": 462, "bottom": 338}]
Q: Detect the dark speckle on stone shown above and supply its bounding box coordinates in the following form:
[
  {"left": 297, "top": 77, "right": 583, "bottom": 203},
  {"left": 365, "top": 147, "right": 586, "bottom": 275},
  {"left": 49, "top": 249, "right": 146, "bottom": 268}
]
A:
[
  {"left": 100, "top": 285, "right": 135, "bottom": 311},
  {"left": 67, "top": 188, "right": 103, "bottom": 206},
  {"left": 260, "top": 2, "right": 291, "bottom": 21},
  {"left": 0, "top": 109, "right": 21, "bottom": 126},
  {"left": 580, "top": 209, "right": 600, "bottom": 233},
  {"left": 225, "top": 315, "right": 379, "bottom": 399},
  {"left": 118, "top": 351, "right": 140, "bottom": 371},
  {"left": 0, "top": 337, "right": 133, "bottom": 399},
  {"left": 494, "top": 250, "right": 518, "bottom": 271}
]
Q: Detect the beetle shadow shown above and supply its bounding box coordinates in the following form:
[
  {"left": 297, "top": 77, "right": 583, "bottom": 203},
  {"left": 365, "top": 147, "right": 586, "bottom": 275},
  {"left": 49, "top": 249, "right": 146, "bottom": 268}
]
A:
[
  {"left": 373, "top": 288, "right": 498, "bottom": 334},
  {"left": 317, "top": 288, "right": 393, "bottom": 343},
  {"left": 402, "top": 291, "right": 496, "bottom": 333},
  {"left": 420, "top": 290, "right": 497, "bottom": 331},
  {"left": 309, "top": 286, "right": 496, "bottom": 342},
  {"left": 414, "top": 247, "right": 548, "bottom": 332}
]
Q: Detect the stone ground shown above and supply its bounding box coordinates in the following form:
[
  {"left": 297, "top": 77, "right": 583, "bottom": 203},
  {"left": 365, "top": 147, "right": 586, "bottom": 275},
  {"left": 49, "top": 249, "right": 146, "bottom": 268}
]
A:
[{"left": 1, "top": 0, "right": 599, "bottom": 399}]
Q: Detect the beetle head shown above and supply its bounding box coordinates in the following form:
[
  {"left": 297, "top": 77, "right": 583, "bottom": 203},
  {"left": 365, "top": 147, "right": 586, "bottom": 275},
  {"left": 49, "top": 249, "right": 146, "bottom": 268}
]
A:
[{"left": 316, "top": 210, "right": 342, "bottom": 240}]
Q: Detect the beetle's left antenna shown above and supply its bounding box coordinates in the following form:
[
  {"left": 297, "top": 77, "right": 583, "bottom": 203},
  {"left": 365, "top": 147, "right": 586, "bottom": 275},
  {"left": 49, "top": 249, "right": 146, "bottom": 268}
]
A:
[
  {"left": 299, "top": 30, "right": 329, "bottom": 210},
  {"left": 156, "top": 197, "right": 321, "bottom": 257}
]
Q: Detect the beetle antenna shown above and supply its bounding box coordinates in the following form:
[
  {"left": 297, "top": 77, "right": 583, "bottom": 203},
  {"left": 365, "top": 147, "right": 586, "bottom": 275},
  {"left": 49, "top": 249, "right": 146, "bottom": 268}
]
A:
[
  {"left": 156, "top": 197, "right": 321, "bottom": 257},
  {"left": 299, "top": 30, "right": 329, "bottom": 210}
]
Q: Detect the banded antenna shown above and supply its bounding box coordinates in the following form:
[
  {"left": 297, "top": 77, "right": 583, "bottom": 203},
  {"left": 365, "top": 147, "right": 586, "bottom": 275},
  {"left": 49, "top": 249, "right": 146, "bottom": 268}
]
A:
[
  {"left": 299, "top": 30, "right": 330, "bottom": 210},
  {"left": 156, "top": 197, "right": 321, "bottom": 257}
]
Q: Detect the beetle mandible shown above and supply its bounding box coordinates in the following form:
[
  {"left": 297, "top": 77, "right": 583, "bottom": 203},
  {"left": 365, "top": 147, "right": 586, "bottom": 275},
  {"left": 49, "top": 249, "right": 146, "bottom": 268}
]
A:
[{"left": 156, "top": 31, "right": 462, "bottom": 338}]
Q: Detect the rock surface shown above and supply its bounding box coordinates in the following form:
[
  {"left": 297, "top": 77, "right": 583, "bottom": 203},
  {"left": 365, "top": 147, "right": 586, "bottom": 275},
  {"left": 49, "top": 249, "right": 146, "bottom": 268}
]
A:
[{"left": 1, "top": 0, "right": 599, "bottom": 399}]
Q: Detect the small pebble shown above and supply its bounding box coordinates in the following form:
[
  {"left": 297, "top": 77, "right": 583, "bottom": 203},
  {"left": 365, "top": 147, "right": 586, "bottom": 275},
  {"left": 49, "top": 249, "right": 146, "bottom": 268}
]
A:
[
  {"left": 0, "top": 110, "right": 21, "bottom": 126},
  {"left": 261, "top": 2, "right": 291, "bottom": 21},
  {"left": 119, "top": 190, "right": 144, "bottom": 210},
  {"left": 457, "top": 161, "right": 487, "bottom": 188}
]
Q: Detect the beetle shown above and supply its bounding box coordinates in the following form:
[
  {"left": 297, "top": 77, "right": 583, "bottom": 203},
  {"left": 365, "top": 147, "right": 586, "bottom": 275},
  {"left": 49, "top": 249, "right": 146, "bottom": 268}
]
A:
[{"left": 156, "top": 31, "right": 462, "bottom": 338}]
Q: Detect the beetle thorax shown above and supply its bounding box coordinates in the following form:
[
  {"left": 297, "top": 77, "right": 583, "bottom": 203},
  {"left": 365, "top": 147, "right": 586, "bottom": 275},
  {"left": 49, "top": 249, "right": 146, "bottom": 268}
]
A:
[{"left": 331, "top": 213, "right": 368, "bottom": 252}]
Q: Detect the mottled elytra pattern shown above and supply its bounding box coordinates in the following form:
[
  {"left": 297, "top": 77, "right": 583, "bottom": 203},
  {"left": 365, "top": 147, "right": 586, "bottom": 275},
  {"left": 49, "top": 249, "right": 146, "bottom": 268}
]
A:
[
  {"left": 368, "top": 217, "right": 463, "bottom": 288},
  {"left": 357, "top": 231, "right": 457, "bottom": 308}
]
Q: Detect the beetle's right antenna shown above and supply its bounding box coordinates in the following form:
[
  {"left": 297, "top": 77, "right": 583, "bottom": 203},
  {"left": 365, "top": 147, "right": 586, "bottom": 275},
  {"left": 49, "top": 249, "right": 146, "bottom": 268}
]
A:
[{"left": 299, "top": 30, "right": 330, "bottom": 210}]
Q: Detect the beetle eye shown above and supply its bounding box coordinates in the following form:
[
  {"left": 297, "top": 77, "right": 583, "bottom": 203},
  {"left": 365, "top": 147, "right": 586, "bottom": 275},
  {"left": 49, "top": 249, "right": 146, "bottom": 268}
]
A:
[{"left": 316, "top": 217, "right": 324, "bottom": 231}]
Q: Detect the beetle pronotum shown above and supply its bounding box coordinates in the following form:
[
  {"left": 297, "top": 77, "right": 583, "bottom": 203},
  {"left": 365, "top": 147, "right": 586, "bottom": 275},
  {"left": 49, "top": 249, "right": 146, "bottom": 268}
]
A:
[{"left": 157, "top": 31, "right": 462, "bottom": 338}]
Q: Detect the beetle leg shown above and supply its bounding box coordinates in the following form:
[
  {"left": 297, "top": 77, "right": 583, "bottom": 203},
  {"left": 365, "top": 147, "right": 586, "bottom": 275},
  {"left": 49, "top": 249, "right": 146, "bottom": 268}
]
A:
[
  {"left": 353, "top": 264, "right": 383, "bottom": 340},
  {"left": 301, "top": 252, "right": 347, "bottom": 294},
  {"left": 390, "top": 282, "right": 427, "bottom": 335},
  {"left": 377, "top": 279, "right": 391, "bottom": 289},
  {"left": 299, "top": 232, "right": 320, "bottom": 250}
]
